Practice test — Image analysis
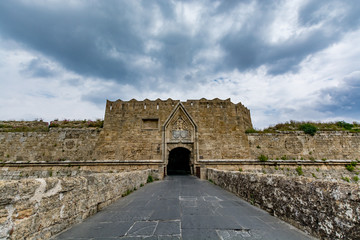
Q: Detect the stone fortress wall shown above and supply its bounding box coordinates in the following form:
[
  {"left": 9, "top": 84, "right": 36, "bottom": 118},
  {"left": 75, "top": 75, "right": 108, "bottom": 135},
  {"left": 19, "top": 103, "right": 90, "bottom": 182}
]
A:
[
  {"left": 1, "top": 99, "right": 359, "bottom": 165},
  {"left": 248, "top": 131, "right": 360, "bottom": 160},
  {"left": 0, "top": 129, "right": 100, "bottom": 162},
  {"left": 97, "top": 98, "right": 252, "bottom": 161},
  {"left": 1, "top": 99, "right": 360, "bottom": 239}
]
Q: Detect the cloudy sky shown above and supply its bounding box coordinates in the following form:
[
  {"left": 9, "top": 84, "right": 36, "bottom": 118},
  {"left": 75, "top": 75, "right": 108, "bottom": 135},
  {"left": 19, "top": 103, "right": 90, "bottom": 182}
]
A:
[{"left": 0, "top": 0, "right": 359, "bottom": 129}]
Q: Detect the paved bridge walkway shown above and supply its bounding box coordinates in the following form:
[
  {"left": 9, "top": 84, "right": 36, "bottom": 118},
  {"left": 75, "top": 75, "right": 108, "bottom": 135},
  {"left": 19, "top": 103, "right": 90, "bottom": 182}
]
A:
[{"left": 54, "top": 175, "right": 315, "bottom": 240}]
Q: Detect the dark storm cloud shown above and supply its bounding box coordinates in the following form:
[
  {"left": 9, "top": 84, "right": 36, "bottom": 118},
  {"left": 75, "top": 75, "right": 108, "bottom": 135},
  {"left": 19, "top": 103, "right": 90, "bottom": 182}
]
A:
[
  {"left": 0, "top": 0, "right": 359, "bottom": 86},
  {"left": 221, "top": 28, "right": 337, "bottom": 75},
  {"left": 221, "top": 0, "right": 360, "bottom": 75},
  {"left": 0, "top": 1, "right": 145, "bottom": 82},
  {"left": 317, "top": 72, "right": 360, "bottom": 117}
]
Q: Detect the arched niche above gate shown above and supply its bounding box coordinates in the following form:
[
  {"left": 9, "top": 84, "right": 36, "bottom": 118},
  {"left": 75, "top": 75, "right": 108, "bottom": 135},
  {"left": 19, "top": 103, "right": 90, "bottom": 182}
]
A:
[{"left": 163, "top": 103, "right": 197, "bottom": 144}]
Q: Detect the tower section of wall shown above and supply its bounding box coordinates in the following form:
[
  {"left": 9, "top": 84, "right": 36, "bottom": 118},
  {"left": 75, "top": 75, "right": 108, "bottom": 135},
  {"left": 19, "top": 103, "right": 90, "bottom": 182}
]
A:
[
  {"left": 97, "top": 98, "right": 253, "bottom": 161},
  {"left": 183, "top": 98, "right": 252, "bottom": 160},
  {"left": 96, "top": 99, "right": 180, "bottom": 160}
]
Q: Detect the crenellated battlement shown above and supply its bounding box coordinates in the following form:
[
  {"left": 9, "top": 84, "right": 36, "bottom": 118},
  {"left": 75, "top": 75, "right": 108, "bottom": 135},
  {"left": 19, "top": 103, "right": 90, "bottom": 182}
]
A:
[{"left": 106, "top": 98, "right": 250, "bottom": 113}]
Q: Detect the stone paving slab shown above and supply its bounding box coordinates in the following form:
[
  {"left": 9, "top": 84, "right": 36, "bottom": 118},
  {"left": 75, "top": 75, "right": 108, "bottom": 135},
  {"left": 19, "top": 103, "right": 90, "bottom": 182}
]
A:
[{"left": 53, "top": 175, "right": 316, "bottom": 240}]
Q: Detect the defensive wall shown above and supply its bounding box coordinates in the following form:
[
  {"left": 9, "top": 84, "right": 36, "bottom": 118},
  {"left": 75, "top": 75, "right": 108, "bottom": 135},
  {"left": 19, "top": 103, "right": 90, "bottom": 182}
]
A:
[
  {"left": 1, "top": 99, "right": 360, "bottom": 239},
  {"left": 248, "top": 131, "right": 360, "bottom": 160}
]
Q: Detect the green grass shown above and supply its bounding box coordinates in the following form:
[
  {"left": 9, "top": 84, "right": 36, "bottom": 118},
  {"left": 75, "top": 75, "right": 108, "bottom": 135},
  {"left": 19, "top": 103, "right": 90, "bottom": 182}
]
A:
[
  {"left": 258, "top": 154, "right": 268, "bottom": 162},
  {"left": 147, "top": 175, "right": 154, "bottom": 183},
  {"left": 49, "top": 119, "right": 104, "bottom": 128},
  {"left": 122, "top": 189, "right": 134, "bottom": 197},
  {"left": 342, "top": 176, "right": 350, "bottom": 183},
  {"left": 296, "top": 166, "right": 303, "bottom": 176},
  {"left": 345, "top": 162, "right": 357, "bottom": 172},
  {"left": 246, "top": 120, "right": 360, "bottom": 133},
  {"left": 0, "top": 119, "right": 104, "bottom": 132}
]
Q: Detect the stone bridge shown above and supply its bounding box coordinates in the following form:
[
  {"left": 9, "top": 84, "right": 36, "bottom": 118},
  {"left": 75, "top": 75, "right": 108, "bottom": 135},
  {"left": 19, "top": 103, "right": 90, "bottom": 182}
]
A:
[{"left": 53, "top": 175, "right": 314, "bottom": 240}]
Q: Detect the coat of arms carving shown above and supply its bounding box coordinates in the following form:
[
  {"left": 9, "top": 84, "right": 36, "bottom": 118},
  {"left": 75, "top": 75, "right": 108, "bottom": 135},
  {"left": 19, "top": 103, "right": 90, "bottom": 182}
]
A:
[{"left": 171, "top": 116, "right": 191, "bottom": 140}]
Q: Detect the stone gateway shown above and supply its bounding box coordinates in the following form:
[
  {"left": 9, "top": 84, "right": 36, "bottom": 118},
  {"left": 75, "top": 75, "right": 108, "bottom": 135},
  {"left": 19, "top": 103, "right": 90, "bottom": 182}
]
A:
[{"left": 96, "top": 98, "right": 252, "bottom": 177}]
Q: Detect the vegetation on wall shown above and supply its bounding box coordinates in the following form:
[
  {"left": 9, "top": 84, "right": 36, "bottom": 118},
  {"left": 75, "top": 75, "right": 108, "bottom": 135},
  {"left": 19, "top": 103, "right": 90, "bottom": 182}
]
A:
[
  {"left": 0, "top": 119, "right": 104, "bottom": 132},
  {"left": 258, "top": 154, "right": 269, "bottom": 162},
  {"left": 49, "top": 119, "right": 104, "bottom": 128},
  {"left": 246, "top": 120, "right": 360, "bottom": 134},
  {"left": 299, "top": 123, "right": 317, "bottom": 136},
  {"left": 0, "top": 120, "right": 49, "bottom": 132}
]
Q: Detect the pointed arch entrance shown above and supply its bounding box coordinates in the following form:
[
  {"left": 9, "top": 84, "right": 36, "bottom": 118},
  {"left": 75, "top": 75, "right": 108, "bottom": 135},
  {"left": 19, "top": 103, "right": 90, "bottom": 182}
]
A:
[
  {"left": 163, "top": 102, "right": 198, "bottom": 176},
  {"left": 167, "top": 147, "right": 191, "bottom": 175}
]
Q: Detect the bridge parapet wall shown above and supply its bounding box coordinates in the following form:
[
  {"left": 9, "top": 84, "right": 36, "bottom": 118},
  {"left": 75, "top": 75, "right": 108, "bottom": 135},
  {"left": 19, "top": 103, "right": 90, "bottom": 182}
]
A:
[
  {"left": 207, "top": 168, "right": 360, "bottom": 240},
  {"left": 0, "top": 170, "right": 153, "bottom": 239}
]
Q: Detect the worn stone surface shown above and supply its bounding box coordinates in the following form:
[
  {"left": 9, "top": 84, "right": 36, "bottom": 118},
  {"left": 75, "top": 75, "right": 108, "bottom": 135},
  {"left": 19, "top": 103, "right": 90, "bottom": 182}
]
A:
[
  {"left": 0, "top": 170, "right": 152, "bottom": 240},
  {"left": 0, "top": 128, "right": 101, "bottom": 162},
  {"left": 248, "top": 131, "right": 360, "bottom": 160},
  {"left": 207, "top": 168, "right": 360, "bottom": 240}
]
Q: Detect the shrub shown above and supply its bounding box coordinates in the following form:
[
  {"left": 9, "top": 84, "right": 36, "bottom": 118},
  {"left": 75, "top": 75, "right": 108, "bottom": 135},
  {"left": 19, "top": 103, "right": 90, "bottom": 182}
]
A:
[
  {"left": 258, "top": 154, "right": 268, "bottom": 162},
  {"left": 245, "top": 128, "right": 258, "bottom": 133},
  {"left": 336, "top": 121, "right": 353, "bottom": 130},
  {"left": 345, "top": 162, "right": 357, "bottom": 172},
  {"left": 353, "top": 176, "right": 359, "bottom": 182},
  {"left": 239, "top": 168, "right": 243, "bottom": 172},
  {"left": 280, "top": 155, "right": 287, "bottom": 160},
  {"left": 299, "top": 124, "right": 317, "bottom": 136},
  {"left": 345, "top": 164, "right": 355, "bottom": 172},
  {"left": 147, "top": 175, "right": 154, "bottom": 183},
  {"left": 296, "top": 166, "right": 303, "bottom": 176},
  {"left": 342, "top": 176, "right": 350, "bottom": 183}
]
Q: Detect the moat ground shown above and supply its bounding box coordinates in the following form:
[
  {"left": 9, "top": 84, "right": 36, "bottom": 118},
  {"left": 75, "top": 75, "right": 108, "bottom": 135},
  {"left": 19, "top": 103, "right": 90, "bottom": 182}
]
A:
[{"left": 53, "top": 175, "right": 315, "bottom": 240}]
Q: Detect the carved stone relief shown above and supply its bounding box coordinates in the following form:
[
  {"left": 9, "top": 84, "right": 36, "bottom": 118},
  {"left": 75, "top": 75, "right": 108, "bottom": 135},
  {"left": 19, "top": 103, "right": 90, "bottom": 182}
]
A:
[{"left": 170, "top": 116, "right": 191, "bottom": 141}]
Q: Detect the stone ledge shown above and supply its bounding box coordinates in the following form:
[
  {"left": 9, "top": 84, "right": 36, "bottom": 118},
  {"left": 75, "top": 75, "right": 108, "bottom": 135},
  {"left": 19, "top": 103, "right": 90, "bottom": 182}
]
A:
[
  {"left": 0, "top": 160, "right": 164, "bottom": 167},
  {"left": 198, "top": 159, "right": 356, "bottom": 165}
]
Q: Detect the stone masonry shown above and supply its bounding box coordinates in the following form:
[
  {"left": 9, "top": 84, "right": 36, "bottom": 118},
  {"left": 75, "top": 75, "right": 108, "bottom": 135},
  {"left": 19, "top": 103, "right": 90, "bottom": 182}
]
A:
[
  {"left": 0, "top": 170, "right": 152, "bottom": 239},
  {"left": 207, "top": 168, "right": 360, "bottom": 240}
]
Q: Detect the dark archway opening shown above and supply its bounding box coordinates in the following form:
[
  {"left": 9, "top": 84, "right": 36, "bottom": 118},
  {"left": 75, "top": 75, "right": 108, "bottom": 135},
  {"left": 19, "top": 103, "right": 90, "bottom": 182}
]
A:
[{"left": 167, "top": 147, "right": 191, "bottom": 175}]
